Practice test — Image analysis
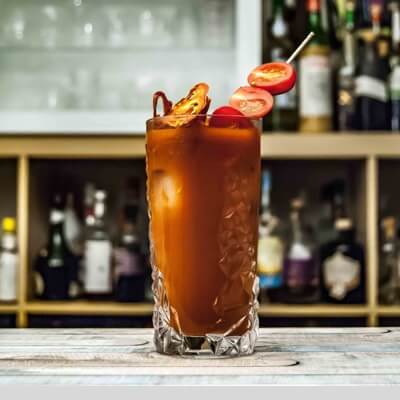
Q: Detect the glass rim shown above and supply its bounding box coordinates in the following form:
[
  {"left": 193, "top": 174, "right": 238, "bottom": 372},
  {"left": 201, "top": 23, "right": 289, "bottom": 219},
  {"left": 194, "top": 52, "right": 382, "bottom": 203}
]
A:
[{"left": 146, "top": 114, "right": 261, "bottom": 124}]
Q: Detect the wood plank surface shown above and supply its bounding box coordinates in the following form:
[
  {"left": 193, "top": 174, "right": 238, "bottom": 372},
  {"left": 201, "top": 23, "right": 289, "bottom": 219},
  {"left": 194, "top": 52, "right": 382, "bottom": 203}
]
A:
[{"left": 0, "top": 328, "right": 399, "bottom": 385}]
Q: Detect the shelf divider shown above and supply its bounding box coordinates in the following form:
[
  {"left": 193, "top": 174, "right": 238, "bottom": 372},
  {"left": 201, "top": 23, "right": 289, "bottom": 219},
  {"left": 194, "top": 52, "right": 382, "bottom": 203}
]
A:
[
  {"left": 366, "top": 156, "right": 379, "bottom": 326},
  {"left": 17, "top": 156, "right": 29, "bottom": 328}
]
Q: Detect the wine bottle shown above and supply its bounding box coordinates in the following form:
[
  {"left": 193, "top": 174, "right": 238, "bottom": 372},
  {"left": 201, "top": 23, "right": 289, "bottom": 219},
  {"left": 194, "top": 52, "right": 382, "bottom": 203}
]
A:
[{"left": 299, "top": 0, "right": 333, "bottom": 133}]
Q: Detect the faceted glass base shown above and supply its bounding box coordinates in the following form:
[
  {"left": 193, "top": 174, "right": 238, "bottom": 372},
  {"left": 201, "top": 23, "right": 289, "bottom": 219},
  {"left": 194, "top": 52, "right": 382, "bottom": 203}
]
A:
[
  {"left": 152, "top": 269, "right": 259, "bottom": 357},
  {"left": 154, "top": 327, "right": 259, "bottom": 357}
]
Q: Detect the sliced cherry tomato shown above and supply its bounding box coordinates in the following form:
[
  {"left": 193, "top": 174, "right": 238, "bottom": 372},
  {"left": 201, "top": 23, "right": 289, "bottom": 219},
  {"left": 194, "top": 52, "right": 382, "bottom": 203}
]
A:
[
  {"left": 209, "top": 106, "right": 252, "bottom": 128},
  {"left": 166, "top": 82, "right": 211, "bottom": 127},
  {"left": 247, "top": 62, "right": 296, "bottom": 95},
  {"left": 153, "top": 91, "right": 173, "bottom": 117},
  {"left": 229, "top": 86, "right": 274, "bottom": 118}
]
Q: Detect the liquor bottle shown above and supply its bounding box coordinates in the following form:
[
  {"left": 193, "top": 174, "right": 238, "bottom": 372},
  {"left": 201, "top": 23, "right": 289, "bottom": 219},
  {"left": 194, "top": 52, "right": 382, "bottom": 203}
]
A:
[
  {"left": 390, "top": 1, "right": 400, "bottom": 131},
  {"left": 83, "top": 182, "right": 96, "bottom": 228},
  {"left": 0, "top": 218, "right": 18, "bottom": 302},
  {"left": 320, "top": 218, "right": 365, "bottom": 303},
  {"left": 317, "top": 179, "right": 346, "bottom": 244},
  {"left": 283, "top": 196, "right": 319, "bottom": 303},
  {"left": 379, "top": 217, "right": 400, "bottom": 304},
  {"left": 114, "top": 218, "right": 146, "bottom": 303},
  {"left": 299, "top": 0, "right": 333, "bottom": 133},
  {"left": 257, "top": 170, "right": 284, "bottom": 301},
  {"left": 35, "top": 195, "right": 73, "bottom": 300},
  {"left": 354, "top": 5, "right": 390, "bottom": 130},
  {"left": 114, "top": 177, "right": 146, "bottom": 302},
  {"left": 83, "top": 190, "right": 113, "bottom": 299},
  {"left": 337, "top": 0, "right": 357, "bottom": 131},
  {"left": 264, "top": 0, "right": 298, "bottom": 131},
  {"left": 63, "top": 193, "right": 83, "bottom": 256}
]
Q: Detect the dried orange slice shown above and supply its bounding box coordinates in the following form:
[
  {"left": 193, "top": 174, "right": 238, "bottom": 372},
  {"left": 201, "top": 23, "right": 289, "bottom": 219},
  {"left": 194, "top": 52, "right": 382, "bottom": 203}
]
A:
[{"left": 167, "top": 83, "right": 211, "bottom": 127}]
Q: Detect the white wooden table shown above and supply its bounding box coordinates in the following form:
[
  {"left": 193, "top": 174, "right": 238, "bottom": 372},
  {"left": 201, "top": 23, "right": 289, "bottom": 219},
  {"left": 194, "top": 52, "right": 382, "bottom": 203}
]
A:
[{"left": 0, "top": 328, "right": 400, "bottom": 385}]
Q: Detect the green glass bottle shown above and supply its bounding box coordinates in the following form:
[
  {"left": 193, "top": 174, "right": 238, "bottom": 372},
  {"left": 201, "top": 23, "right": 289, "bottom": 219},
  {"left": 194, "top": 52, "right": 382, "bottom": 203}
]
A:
[{"left": 264, "top": 0, "right": 298, "bottom": 132}]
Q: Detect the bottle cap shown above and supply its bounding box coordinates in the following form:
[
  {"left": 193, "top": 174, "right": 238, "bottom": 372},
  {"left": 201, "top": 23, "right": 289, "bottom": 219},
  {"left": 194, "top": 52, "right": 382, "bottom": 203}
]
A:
[
  {"left": 307, "top": 0, "right": 320, "bottom": 12},
  {"left": 2, "top": 217, "right": 16, "bottom": 232}
]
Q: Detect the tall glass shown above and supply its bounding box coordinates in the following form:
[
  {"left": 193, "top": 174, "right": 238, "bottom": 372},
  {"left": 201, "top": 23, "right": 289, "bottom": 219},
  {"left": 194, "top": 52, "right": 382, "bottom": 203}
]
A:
[{"left": 146, "top": 115, "right": 260, "bottom": 356}]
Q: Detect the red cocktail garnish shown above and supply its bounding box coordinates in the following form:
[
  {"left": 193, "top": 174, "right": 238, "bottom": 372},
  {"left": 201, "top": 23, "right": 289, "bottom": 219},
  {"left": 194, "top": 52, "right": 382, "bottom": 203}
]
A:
[
  {"left": 229, "top": 86, "right": 274, "bottom": 118},
  {"left": 247, "top": 62, "right": 297, "bottom": 95},
  {"left": 209, "top": 106, "right": 252, "bottom": 128}
]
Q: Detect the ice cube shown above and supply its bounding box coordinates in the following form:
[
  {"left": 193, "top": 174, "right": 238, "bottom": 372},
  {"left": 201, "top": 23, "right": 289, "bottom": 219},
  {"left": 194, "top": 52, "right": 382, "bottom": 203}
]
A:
[{"left": 151, "top": 170, "right": 181, "bottom": 210}]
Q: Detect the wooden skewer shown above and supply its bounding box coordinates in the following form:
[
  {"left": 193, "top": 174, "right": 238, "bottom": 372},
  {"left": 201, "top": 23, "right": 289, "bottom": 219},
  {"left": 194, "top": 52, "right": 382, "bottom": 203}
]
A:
[{"left": 286, "top": 32, "right": 315, "bottom": 64}]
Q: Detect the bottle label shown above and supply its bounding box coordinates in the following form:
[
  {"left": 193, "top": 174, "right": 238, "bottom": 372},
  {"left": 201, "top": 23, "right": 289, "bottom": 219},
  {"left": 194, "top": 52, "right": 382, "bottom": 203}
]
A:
[
  {"left": 114, "top": 247, "right": 143, "bottom": 278},
  {"left": 355, "top": 76, "right": 388, "bottom": 102},
  {"left": 84, "top": 240, "right": 112, "bottom": 293},
  {"left": 300, "top": 54, "right": 332, "bottom": 117},
  {"left": 284, "top": 258, "right": 316, "bottom": 288},
  {"left": 390, "top": 66, "right": 400, "bottom": 101},
  {"left": 0, "top": 253, "right": 18, "bottom": 301},
  {"left": 323, "top": 251, "right": 360, "bottom": 300},
  {"left": 257, "top": 236, "right": 283, "bottom": 276}
]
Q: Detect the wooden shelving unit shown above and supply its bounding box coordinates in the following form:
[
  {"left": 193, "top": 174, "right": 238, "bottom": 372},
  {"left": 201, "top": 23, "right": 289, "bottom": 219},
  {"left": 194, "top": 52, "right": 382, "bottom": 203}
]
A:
[{"left": 1, "top": 133, "right": 400, "bottom": 327}]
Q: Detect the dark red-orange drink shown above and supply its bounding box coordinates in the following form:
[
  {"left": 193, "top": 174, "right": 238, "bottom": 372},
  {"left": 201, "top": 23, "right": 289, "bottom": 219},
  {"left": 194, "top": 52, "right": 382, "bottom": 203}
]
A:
[{"left": 146, "top": 115, "right": 260, "bottom": 356}]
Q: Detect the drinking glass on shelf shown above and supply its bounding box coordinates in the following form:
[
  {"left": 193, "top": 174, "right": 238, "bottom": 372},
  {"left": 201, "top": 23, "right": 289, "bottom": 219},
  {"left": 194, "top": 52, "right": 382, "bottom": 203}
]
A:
[
  {"left": 70, "top": 0, "right": 104, "bottom": 47},
  {"left": 176, "top": 3, "right": 199, "bottom": 48},
  {"left": 135, "top": 4, "right": 176, "bottom": 48},
  {"left": 103, "top": 5, "right": 128, "bottom": 48},
  {"left": 0, "top": 3, "right": 29, "bottom": 47},
  {"left": 96, "top": 71, "right": 124, "bottom": 110},
  {"left": 200, "top": 0, "right": 234, "bottom": 48},
  {"left": 70, "top": 68, "right": 98, "bottom": 109},
  {"left": 40, "top": 73, "right": 72, "bottom": 110},
  {"left": 35, "top": 4, "right": 68, "bottom": 48},
  {"left": 0, "top": 72, "right": 43, "bottom": 109}
]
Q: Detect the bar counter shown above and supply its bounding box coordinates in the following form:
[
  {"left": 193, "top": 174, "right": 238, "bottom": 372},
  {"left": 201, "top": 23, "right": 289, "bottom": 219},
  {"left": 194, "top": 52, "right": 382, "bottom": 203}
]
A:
[{"left": 0, "top": 328, "right": 399, "bottom": 385}]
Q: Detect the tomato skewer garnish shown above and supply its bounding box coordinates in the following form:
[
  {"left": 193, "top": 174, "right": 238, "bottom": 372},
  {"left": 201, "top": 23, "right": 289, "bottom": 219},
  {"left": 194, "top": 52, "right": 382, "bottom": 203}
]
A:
[
  {"left": 229, "top": 86, "right": 274, "bottom": 119},
  {"left": 209, "top": 106, "right": 253, "bottom": 128},
  {"left": 247, "top": 62, "right": 296, "bottom": 95},
  {"left": 153, "top": 91, "right": 173, "bottom": 118},
  {"left": 247, "top": 32, "right": 314, "bottom": 96}
]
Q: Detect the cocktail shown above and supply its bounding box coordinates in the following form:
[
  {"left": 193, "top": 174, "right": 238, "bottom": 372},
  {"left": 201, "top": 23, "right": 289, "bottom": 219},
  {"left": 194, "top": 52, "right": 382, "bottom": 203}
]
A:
[{"left": 146, "top": 34, "right": 313, "bottom": 356}]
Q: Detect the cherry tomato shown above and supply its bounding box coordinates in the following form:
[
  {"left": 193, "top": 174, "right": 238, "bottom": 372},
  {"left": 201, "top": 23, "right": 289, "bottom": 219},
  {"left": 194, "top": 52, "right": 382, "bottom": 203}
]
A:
[
  {"left": 247, "top": 62, "right": 296, "bottom": 95},
  {"left": 229, "top": 86, "right": 274, "bottom": 118},
  {"left": 209, "top": 106, "right": 252, "bottom": 128}
]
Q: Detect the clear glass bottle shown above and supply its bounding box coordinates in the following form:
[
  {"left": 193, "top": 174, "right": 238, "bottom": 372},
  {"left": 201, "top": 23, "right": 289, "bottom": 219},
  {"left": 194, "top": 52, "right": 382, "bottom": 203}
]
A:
[
  {"left": 379, "top": 216, "right": 400, "bottom": 304},
  {"left": 283, "top": 196, "right": 319, "bottom": 303},
  {"left": 63, "top": 193, "right": 83, "bottom": 257},
  {"left": 257, "top": 170, "right": 284, "bottom": 302},
  {"left": 114, "top": 177, "right": 146, "bottom": 302},
  {"left": 83, "top": 190, "right": 113, "bottom": 299},
  {"left": 319, "top": 217, "right": 365, "bottom": 303},
  {"left": 0, "top": 217, "right": 18, "bottom": 302}
]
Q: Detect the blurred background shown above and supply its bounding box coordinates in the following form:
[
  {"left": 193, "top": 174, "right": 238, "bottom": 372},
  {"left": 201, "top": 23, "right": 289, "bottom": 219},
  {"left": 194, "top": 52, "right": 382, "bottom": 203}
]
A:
[{"left": 0, "top": 0, "right": 399, "bottom": 329}]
